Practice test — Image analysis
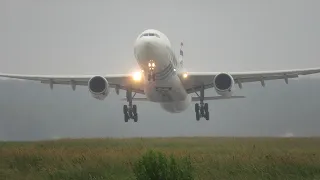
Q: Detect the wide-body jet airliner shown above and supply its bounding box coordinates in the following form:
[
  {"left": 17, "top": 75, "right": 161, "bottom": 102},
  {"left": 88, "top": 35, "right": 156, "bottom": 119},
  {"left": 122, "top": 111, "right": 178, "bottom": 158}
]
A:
[{"left": 1, "top": 29, "right": 320, "bottom": 122}]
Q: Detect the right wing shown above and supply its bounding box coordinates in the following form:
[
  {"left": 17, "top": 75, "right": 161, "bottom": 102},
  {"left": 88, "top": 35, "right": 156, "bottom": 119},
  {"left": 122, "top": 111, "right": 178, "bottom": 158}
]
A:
[
  {"left": 181, "top": 67, "right": 320, "bottom": 94},
  {"left": 0, "top": 73, "right": 145, "bottom": 94}
]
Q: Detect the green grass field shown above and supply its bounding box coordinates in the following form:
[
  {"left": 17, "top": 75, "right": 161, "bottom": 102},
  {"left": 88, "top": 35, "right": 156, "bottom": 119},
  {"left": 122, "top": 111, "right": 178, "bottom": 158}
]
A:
[{"left": 1, "top": 137, "right": 320, "bottom": 180}]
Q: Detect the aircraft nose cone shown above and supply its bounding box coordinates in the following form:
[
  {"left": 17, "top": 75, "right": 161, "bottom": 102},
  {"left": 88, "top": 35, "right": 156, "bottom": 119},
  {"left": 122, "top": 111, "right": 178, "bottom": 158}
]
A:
[
  {"left": 134, "top": 38, "right": 156, "bottom": 58},
  {"left": 136, "top": 37, "right": 153, "bottom": 49}
]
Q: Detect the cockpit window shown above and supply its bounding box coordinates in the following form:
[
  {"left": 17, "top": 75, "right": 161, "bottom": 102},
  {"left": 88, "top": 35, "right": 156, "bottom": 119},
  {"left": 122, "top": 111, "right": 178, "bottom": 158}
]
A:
[{"left": 140, "top": 33, "right": 160, "bottom": 38}]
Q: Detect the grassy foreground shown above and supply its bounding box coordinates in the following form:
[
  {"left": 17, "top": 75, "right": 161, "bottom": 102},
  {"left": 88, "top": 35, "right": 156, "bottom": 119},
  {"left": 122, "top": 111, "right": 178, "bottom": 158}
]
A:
[{"left": 1, "top": 137, "right": 320, "bottom": 180}]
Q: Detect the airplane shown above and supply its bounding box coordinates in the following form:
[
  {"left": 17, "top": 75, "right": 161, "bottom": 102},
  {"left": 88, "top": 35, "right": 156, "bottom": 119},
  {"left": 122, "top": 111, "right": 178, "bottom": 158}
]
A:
[{"left": 1, "top": 29, "right": 320, "bottom": 122}]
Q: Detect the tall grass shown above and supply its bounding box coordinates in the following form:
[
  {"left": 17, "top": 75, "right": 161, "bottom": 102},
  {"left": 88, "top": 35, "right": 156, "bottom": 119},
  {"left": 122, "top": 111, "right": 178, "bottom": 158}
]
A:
[
  {"left": 1, "top": 137, "right": 320, "bottom": 180},
  {"left": 133, "top": 149, "right": 194, "bottom": 180}
]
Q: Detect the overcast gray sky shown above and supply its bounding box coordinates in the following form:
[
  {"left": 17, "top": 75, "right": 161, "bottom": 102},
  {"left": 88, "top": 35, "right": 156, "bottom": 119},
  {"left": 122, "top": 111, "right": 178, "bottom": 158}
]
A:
[
  {"left": 1, "top": 1, "right": 320, "bottom": 141},
  {"left": 1, "top": 0, "right": 320, "bottom": 75}
]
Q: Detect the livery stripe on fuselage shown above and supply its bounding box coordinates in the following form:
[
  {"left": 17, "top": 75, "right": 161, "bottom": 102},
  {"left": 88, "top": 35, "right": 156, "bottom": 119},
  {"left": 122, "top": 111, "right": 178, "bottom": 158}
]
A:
[
  {"left": 156, "top": 63, "right": 173, "bottom": 77},
  {"left": 155, "top": 63, "right": 175, "bottom": 80},
  {"left": 155, "top": 62, "right": 172, "bottom": 76}
]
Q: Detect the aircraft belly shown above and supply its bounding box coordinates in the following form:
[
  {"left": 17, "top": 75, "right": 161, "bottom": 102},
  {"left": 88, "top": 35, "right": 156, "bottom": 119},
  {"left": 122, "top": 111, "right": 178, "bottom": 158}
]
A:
[{"left": 145, "top": 75, "right": 187, "bottom": 103}]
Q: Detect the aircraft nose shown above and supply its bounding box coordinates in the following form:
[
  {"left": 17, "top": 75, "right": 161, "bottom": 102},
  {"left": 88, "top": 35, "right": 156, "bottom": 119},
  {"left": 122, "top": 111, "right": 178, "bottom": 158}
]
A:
[
  {"left": 135, "top": 37, "right": 153, "bottom": 50},
  {"left": 134, "top": 37, "right": 157, "bottom": 59}
]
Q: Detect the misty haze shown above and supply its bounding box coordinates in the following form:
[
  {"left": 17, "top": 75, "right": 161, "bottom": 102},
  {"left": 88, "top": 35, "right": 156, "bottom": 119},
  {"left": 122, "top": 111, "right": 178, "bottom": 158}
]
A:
[
  {"left": 1, "top": 1, "right": 320, "bottom": 141},
  {"left": 1, "top": 78, "right": 320, "bottom": 141}
]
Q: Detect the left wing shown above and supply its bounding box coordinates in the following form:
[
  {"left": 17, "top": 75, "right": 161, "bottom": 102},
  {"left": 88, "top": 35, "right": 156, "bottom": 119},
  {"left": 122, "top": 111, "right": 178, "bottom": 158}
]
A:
[
  {"left": 0, "top": 73, "right": 145, "bottom": 94},
  {"left": 181, "top": 67, "right": 320, "bottom": 93}
]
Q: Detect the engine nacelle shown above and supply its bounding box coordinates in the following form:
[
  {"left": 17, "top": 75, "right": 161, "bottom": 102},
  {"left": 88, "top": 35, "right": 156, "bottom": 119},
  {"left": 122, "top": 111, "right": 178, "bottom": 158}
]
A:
[
  {"left": 213, "top": 73, "right": 235, "bottom": 97},
  {"left": 88, "top": 76, "right": 110, "bottom": 100}
]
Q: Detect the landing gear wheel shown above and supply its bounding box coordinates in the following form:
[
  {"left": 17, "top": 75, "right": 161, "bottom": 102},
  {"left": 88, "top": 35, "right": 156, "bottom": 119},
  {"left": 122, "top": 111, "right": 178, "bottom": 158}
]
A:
[
  {"left": 196, "top": 111, "right": 200, "bottom": 121},
  {"left": 204, "top": 103, "right": 209, "bottom": 120},
  {"left": 123, "top": 105, "right": 129, "bottom": 122},
  {"left": 204, "top": 103, "right": 208, "bottom": 112},
  {"left": 195, "top": 103, "right": 200, "bottom": 121},
  {"left": 133, "top": 105, "right": 137, "bottom": 114},
  {"left": 205, "top": 111, "right": 209, "bottom": 120},
  {"left": 133, "top": 113, "right": 138, "bottom": 122},
  {"left": 123, "top": 105, "right": 128, "bottom": 114},
  {"left": 195, "top": 103, "right": 199, "bottom": 112},
  {"left": 124, "top": 113, "right": 129, "bottom": 122}
]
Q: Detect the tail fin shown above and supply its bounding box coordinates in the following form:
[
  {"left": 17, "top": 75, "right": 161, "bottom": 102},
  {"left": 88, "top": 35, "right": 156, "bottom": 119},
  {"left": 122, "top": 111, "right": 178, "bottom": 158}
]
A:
[{"left": 179, "top": 42, "right": 184, "bottom": 67}]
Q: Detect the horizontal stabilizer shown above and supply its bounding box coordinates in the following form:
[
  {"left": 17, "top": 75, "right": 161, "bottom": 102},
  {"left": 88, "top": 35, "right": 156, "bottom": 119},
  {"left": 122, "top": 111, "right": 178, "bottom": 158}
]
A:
[
  {"left": 192, "top": 96, "right": 245, "bottom": 101},
  {"left": 121, "top": 96, "right": 245, "bottom": 102},
  {"left": 121, "top": 97, "right": 150, "bottom": 101}
]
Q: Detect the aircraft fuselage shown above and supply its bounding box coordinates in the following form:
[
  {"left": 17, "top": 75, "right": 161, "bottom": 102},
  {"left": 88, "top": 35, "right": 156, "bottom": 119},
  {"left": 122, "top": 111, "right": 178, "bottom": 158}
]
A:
[{"left": 133, "top": 29, "right": 191, "bottom": 113}]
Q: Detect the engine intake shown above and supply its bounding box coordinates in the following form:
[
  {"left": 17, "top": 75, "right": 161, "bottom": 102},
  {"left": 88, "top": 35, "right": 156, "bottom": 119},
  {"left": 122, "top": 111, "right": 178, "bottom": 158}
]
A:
[
  {"left": 213, "top": 73, "right": 234, "bottom": 97},
  {"left": 88, "top": 76, "right": 110, "bottom": 100}
]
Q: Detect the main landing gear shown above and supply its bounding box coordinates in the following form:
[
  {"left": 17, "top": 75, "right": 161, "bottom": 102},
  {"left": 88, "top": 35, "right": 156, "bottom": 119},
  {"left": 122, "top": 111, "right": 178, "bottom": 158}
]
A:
[
  {"left": 123, "top": 88, "right": 138, "bottom": 122},
  {"left": 147, "top": 60, "right": 156, "bottom": 81},
  {"left": 194, "top": 85, "right": 209, "bottom": 121}
]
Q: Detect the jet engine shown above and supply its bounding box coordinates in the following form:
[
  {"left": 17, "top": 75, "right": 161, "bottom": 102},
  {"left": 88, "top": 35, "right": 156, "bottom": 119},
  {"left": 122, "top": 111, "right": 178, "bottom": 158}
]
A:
[
  {"left": 88, "top": 76, "right": 110, "bottom": 100},
  {"left": 213, "top": 73, "right": 234, "bottom": 97}
]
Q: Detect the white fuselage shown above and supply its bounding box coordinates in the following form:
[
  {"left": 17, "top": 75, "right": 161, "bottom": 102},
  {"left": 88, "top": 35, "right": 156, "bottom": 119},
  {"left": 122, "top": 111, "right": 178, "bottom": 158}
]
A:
[{"left": 133, "top": 29, "right": 191, "bottom": 113}]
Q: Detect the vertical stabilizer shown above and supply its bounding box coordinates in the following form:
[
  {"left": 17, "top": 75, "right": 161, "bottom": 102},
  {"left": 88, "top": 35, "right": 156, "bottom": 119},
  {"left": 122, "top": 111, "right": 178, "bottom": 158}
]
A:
[{"left": 179, "top": 42, "right": 184, "bottom": 67}]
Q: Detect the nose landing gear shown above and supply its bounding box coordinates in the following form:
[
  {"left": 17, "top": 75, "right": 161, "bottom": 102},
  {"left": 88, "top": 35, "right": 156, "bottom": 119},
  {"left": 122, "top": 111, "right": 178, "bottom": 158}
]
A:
[{"left": 147, "top": 60, "right": 156, "bottom": 81}]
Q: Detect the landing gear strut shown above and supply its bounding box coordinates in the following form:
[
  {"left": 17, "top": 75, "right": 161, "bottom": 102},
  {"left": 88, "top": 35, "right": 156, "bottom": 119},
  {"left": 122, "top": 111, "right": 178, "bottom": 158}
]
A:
[
  {"left": 147, "top": 60, "right": 156, "bottom": 81},
  {"left": 194, "top": 85, "right": 209, "bottom": 121},
  {"left": 123, "top": 88, "right": 138, "bottom": 122}
]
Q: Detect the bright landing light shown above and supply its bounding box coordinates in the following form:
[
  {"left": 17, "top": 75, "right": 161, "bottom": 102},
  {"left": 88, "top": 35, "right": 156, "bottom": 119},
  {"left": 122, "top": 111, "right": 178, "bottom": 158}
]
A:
[
  {"left": 182, "top": 72, "right": 188, "bottom": 78},
  {"left": 132, "top": 71, "right": 142, "bottom": 81}
]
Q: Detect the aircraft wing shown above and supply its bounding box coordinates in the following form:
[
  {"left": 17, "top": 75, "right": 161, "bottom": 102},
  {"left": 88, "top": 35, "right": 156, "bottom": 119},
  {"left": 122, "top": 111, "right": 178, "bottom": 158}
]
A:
[
  {"left": 0, "top": 73, "right": 145, "bottom": 94},
  {"left": 121, "top": 95, "right": 246, "bottom": 101},
  {"left": 181, "top": 67, "right": 320, "bottom": 94}
]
